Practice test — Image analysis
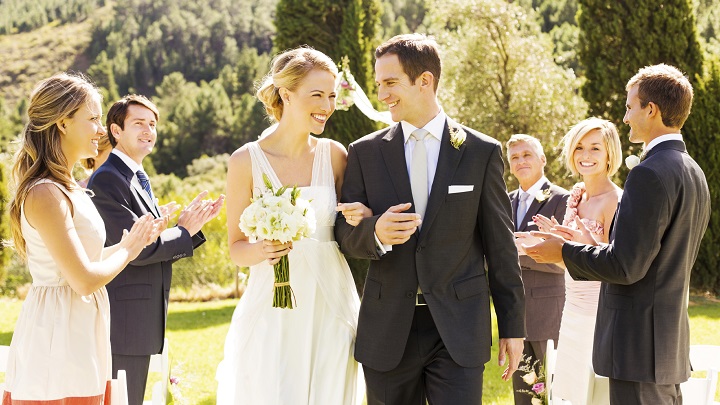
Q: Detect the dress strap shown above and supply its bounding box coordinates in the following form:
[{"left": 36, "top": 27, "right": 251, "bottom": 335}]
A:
[
  {"left": 311, "top": 138, "right": 335, "bottom": 189},
  {"left": 247, "top": 142, "right": 282, "bottom": 196}
]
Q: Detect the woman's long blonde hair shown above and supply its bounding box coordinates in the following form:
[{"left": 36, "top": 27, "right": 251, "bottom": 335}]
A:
[{"left": 6, "top": 72, "right": 101, "bottom": 260}]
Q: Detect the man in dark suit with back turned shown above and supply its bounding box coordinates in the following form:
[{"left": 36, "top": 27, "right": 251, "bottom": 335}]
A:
[
  {"left": 88, "top": 95, "right": 224, "bottom": 405},
  {"left": 506, "top": 134, "right": 568, "bottom": 405},
  {"left": 335, "top": 34, "right": 525, "bottom": 404},
  {"left": 525, "top": 64, "right": 710, "bottom": 404}
]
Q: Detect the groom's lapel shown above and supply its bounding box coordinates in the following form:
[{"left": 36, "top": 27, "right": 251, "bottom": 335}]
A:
[
  {"left": 420, "top": 117, "right": 465, "bottom": 239},
  {"left": 380, "top": 124, "right": 414, "bottom": 209}
]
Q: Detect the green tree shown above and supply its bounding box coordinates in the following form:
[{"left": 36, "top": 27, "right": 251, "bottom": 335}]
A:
[
  {"left": 274, "top": 0, "right": 382, "bottom": 146},
  {"left": 430, "top": 0, "right": 587, "bottom": 189},
  {"left": 578, "top": 0, "right": 704, "bottom": 166},
  {"left": 682, "top": 60, "right": 720, "bottom": 294}
]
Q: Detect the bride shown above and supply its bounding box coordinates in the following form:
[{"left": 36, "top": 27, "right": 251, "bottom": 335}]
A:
[{"left": 216, "top": 47, "right": 369, "bottom": 404}]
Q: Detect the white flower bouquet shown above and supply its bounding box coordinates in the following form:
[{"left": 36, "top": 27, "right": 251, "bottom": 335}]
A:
[{"left": 239, "top": 173, "right": 316, "bottom": 308}]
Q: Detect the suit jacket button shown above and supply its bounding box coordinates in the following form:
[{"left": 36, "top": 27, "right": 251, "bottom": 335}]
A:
[
  {"left": 416, "top": 246, "right": 422, "bottom": 253},
  {"left": 406, "top": 291, "right": 414, "bottom": 298}
]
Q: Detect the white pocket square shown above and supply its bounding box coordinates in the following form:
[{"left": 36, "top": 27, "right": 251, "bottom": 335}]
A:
[{"left": 448, "top": 185, "right": 474, "bottom": 194}]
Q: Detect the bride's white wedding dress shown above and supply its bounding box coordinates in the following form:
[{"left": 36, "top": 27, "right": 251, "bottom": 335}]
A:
[{"left": 216, "top": 138, "right": 362, "bottom": 405}]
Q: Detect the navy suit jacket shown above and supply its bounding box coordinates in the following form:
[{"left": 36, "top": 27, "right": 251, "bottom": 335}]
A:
[{"left": 88, "top": 153, "right": 205, "bottom": 356}]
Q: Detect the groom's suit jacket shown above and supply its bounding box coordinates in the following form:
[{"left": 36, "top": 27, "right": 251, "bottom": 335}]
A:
[
  {"left": 562, "top": 140, "right": 710, "bottom": 384},
  {"left": 335, "top": 118, "right": 525, "bottom": 372},
  {"left": 510, "top": 182, "right": 568, "bottom": 342},
  {"left": 88, "top": 153, "right": 205, "bottom": 356}
]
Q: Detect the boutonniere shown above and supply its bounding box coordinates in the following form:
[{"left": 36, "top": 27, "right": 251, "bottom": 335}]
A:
[
  {"left": 449, "top": 125, "right": 466, "bottom": 150},
  {"left": 534, "top": 188, "right": 551, "bottom": 202},
  {"left": 625, "top": 154, "right": 640, "bottom": 170}
]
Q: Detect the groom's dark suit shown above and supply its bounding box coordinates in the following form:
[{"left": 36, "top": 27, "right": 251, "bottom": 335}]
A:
[
  {"left": 509, "top": 181, "right": 567, "bottom": 405},
  {"left": 562, "top": 141, "right": 709, "bottom": 392},
  {"left": 335, "top": 118, "right": 525, "bottom": 401},
  {"left": 88, "top": 153, "right": 205, "bottom": 405}
]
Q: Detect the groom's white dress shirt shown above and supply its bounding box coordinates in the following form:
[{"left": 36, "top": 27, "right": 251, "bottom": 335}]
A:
[{"left": 376, "top": 110, "right": 447, "bottom": 254}]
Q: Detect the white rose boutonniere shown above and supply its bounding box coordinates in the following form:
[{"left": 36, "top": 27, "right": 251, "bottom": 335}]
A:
[
  {"left": 449, "top": 126, "right": 466, "bottom": 150},
  {"left": 625, "top": 154, "right": 641, "bottom": 170},
  {"left": 535, "top": 188, "right": 551, "bottom": 203}
]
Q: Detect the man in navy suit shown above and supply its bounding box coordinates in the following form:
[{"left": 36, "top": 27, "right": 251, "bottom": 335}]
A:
[
  {"left": 525, "top": 64, "right": 710, "bottom": 404},
  {"left": 88, "top": 95, "right": 224, "bottom": 405}
]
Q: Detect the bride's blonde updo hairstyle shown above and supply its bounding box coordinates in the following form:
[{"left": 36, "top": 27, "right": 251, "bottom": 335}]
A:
[
  {"left": 6, "top": 72, "right": 101, "bottom": 260},
  {"left": 256, "top": 47, "right": 338, "bottom": 122}
]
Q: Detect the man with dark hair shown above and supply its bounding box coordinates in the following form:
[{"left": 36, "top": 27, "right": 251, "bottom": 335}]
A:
[
  {"left": 88, "top": 94, "right": 224, "bottom": 405},
  {"left": 336, "top": 33, "right": 525, "bottom": 404},
  {"left": 525, "top": 64, "right": 710, "bottom": 404}
]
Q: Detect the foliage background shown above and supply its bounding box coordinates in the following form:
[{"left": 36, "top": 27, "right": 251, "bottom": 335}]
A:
[{"left": 0, "top": 0, "right": 718, "bottom": 295}]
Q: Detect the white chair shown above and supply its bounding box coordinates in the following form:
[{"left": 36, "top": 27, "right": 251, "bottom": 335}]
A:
[
  {"left": 143, "top": 338, "right": 170, "bottom": 405},
  {"left": 681, "top": 344, "right": 720, "bottom": 405},
  {"left": 111, "top": 369, "right": 129, "bottom": 405}
]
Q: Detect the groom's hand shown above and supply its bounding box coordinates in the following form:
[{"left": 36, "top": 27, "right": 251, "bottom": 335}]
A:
[
  {"left": 499, "top": 337, "right": 524, "bottom": 381},
  {"left": 375, "top": 203, "right": 421, "bottom": 246}
]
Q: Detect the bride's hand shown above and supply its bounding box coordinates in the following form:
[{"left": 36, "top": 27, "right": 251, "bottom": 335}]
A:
[
  {"left": 336, "top": 202, "right": 373, "bottom": 227},
  {"left": 261, "top": 239, "right": 293, "bottom": 265}
]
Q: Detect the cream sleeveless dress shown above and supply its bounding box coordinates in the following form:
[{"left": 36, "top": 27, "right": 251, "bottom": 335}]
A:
[
  {"left": 552, "top": 183, "right": 605, "bottom": 405},
  {"left": 216, "top": 138, "right": 362, "bottom": 405},
  {"left": 2, "top": 179, "right": 111, "bottom": 404}
]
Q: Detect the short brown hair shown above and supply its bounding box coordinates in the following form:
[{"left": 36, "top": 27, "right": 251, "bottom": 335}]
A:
[
  {"left": 626, "top": 64, "right": 693, "bottom": 129},
  {"left": 106, "top": 94, "right": 160, "bottom": 147},
  {"left": 376, "top": 34, "right": 442, "bottom": 92}
]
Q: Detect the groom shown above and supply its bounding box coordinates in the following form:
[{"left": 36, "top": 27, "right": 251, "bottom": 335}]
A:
[
  {"left": 335, "top": 34, "right": 525, "bottom": 404},
  {"left": 525, "top": 64, "right": 710, "bottom": 404}
]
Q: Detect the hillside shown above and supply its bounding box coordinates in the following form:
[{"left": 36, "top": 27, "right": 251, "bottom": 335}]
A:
[{"left": 0, "top": 2, "right": 113, "bottom": 108}]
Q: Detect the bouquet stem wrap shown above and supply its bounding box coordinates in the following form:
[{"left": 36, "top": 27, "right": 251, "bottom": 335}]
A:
[
  {"left": 273, "top": 255, "right": 295, "bottom": 308},
  {"left": 239, "top": 173, "right": 315, "bottom": 310}
]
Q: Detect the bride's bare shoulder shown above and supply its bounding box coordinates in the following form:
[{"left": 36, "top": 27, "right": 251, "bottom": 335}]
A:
[{"left": 228, "top": 143, "right": 254, "bottom": 172}]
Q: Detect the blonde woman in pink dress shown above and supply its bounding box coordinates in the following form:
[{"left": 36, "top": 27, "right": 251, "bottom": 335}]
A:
[{"left": 531, "top": 118, "right": 623, "bottom": 405}]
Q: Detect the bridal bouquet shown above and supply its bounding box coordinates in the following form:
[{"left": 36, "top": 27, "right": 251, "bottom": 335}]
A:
[
  {"left": 239, "top": 173, "right": 316, "bottom": 309},
  {"left": 516, "top": 355, "right": 548, "bottom": 405}
]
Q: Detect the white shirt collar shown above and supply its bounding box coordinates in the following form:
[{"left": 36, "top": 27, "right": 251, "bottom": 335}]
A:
[
  {"left": 112, "top": 149, "right": 145, "bottom": 174},
  {"left": 520, "top": 176, "right": 548, "bottom": 196},
  {"left": 644, "top": 133, "right": 683, "bottom": 153},
  {"left": 401, "top": 110, "right": 447, "bottom": 143}
]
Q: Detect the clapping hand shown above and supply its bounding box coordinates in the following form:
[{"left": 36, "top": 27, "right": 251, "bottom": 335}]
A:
[
  {"left": 159, "top": 201, "right": 181, "bottom": 218},
  {"left": 121, "top": 213, "right": 167, "bottom": 253},
  {"left": 177, "top": 191, "right": 226, "bottom": 236},
  {"left": 336, "top": 202, "right": 373, "bottom": 226},
  {"left": 532, "top": 214, "right": 559, "bottom": 232},
  {"left": 550, "top": 217, "right": 599, "bottom": 245}
]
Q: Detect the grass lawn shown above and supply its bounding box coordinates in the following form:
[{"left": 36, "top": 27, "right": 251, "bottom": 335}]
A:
[{"left": 1, "top": 295, "right": 719, "bottom": 403}]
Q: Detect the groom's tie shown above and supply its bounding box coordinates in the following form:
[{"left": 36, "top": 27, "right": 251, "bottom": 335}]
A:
[
  {"left": 136, "top": 170, "right": 155, "bottom": 201},
  {"left": 410, "top": 129, "right": 430, "bottom": 220}
]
